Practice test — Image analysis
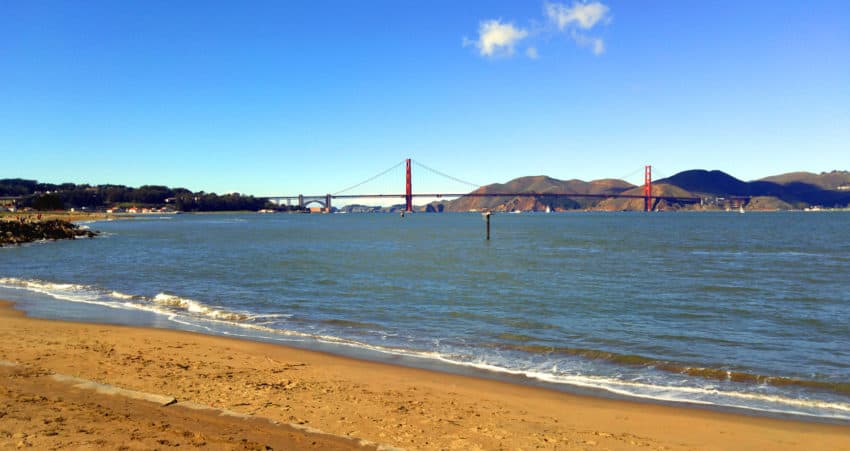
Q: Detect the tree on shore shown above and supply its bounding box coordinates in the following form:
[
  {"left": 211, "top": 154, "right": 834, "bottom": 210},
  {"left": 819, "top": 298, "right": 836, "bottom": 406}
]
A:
[
  {"left": 32, "top": 194, "right": 64, "bottom": 211},
  {"left": 0, "top": 178, "right": 284, "bottom": 212}
]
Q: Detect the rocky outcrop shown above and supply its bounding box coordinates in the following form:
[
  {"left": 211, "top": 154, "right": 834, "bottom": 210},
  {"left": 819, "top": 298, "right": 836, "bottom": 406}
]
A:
[{"left": 0, "top": 219, "right": 98, "bottom": 246}]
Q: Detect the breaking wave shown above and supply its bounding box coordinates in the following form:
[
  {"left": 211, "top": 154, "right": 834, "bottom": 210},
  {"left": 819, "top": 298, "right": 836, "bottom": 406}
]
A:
[
  {"left": 0, "top": 277, "right": 252, "bottom": 323},
  {"left": 152, "top": 293, "right": 249, "bottom": 321}
]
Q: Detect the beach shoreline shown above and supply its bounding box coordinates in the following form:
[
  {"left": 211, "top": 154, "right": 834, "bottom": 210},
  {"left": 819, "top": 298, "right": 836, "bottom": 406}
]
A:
[{"left": 1, "top": 299, "right": 847, "bottom": 450}]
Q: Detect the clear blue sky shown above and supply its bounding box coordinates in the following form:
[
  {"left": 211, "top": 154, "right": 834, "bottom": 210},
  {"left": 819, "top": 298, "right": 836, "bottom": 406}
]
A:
[{"left": 2, "top": 1, "right": 848, "bottom": 196}]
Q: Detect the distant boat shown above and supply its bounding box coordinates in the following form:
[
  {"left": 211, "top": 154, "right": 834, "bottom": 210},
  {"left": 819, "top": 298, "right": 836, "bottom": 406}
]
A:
[
  {"left": 545, "top": 206, "right": 552, "bottom": 213},
  {"left": 739, "top": 205, "right": 745, "bottom": 214}
]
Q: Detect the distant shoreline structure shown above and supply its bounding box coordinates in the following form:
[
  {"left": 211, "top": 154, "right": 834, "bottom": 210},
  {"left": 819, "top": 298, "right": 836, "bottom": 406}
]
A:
[{"left": 3, "top": 169, "right": 849, "bottom": 214}]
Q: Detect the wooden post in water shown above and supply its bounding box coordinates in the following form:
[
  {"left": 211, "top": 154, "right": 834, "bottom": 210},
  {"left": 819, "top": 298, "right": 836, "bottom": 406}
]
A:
[{"left": 484, "top": 211, "right": 491, "bottom": 240}]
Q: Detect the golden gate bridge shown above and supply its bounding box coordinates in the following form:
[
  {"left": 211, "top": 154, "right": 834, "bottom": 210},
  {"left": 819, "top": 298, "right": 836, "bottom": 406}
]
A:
[{"left": 262, "top": 159, "right": 704, "bottom": 212}]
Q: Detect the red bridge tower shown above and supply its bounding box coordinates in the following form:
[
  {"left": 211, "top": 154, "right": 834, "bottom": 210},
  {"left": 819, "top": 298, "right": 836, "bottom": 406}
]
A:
[
  {"left": 644, "top": 165, "right": 652, "bottom": 212},
  {"left": 405, "top": 158, "right": 413, "bottom": 212}
]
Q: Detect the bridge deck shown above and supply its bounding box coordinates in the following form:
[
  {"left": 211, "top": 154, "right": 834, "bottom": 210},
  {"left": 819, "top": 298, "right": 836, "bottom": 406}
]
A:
[{"left": 265, "top": 192, "right": 704, "bottom": 203}]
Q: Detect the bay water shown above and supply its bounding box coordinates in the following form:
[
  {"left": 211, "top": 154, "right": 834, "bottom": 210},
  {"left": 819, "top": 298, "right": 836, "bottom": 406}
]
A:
[{"left": 1, "top": 212, "right": 848, "bottom": 421}]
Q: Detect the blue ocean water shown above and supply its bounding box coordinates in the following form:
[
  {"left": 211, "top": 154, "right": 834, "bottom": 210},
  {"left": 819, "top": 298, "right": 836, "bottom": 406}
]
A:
[{"left": 1, "top": 212, "right": 848, "bottom": 421}]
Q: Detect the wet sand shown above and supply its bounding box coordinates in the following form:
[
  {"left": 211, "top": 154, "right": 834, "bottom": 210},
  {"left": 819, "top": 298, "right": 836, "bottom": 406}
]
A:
[{"left": 0, "top": 300, "right": 847, "bottom": 450}]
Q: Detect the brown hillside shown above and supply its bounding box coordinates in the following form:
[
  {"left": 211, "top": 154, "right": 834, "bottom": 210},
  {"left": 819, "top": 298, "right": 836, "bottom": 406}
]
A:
[
  {"left": 594, "top": 183, "right": 697, "bottom": 211},
  {"left": 747, "top": 196, "right": 794, "bottom": 211},
  {"left": 444, "top": 176, "right": 634, "bottom": 212},
  {"left": 759, "top": 171, "right": 850, "bottom": 190},
  {"left": 588, "top": 179, "right": 635, "bottom": 194}
]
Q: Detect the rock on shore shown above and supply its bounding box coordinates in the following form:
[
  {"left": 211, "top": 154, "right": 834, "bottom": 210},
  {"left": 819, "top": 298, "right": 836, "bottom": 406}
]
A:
[{"left": 0, "top": 219, "right": 98, "bottom": 246}]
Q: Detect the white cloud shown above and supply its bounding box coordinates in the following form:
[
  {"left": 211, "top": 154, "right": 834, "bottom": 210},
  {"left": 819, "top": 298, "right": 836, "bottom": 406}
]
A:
[
  {"left": 545, "top": 1, "right": 610, "bottom": 30},
  {"left": 592, "top": 38, "right": 604, "bottom": 55},
  {"left": 469, "top": 19, "right": 529, "bottom": 57},
  {"left": 464, "top": 2, "right": 610, "bottom": 59},
  {"left": 547, "top": 2, "right": 610, "bottom": 55},
  {"left": 571, "top": 30, "right": 605, "bottom": 55}
]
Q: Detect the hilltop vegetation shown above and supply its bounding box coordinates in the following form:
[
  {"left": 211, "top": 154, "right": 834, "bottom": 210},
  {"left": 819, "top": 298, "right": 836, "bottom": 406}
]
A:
[
  {"left": 0, "top": 179, "right": 296, "bottom": 212},
  {"left": 759, "top": 171, "right": 850, "bottom": 190}
]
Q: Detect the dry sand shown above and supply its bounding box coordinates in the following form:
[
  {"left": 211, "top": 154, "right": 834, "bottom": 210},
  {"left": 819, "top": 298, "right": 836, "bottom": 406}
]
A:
[{"left": 0, "top": 300, "right": 847, "bottom": 450}]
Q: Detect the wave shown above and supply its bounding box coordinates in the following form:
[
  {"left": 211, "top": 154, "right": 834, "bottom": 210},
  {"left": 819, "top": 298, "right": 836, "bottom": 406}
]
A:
[
  {"left": 152, "top": 293, "right": 249, "bottom": 321},
  {"left": 0, "top": 277, "right": 90, "bottom": 299},
  {"left": 320, "top": 318, "right": 382, "bottom": 329},
  {"left": 0, "top": 277, "right": 135, "bottom": 310},
  {"left": 229, "top": 330, "right": 850, "bottom": 420},
  {"left": 487, "top": 342, "right": 850, "bottom": 397},
  {"left": 689, "top": 249, "right": 829, "bottom": 259},
  {"left": 109, "top": 291, "right": 138, "bottom": 300},
  {"left": 2, "top": 276, "right": 849, "bottom": 420},
  {"left": 0, "top": 277, "right": 253, "bottom": 323},
  {"left": 440, "top": 359, "right": 850, "bottom": 419}
]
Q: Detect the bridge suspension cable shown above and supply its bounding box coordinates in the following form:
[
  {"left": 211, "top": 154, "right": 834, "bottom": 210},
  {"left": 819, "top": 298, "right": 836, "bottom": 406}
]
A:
[
  {"left": 616, "top": 166, "right": 674, "bottom": 185},
  {"left": 616, "top": 167, "right": 645, "bottom": 184},
  {"left": 333, "top": 160, "right": 406, "bottom": 196},
  {"left": 652, "top": 168, "right": 670, "bottom": 180},
  {"left": 413, "top": 160, "right": 481, "bottom": 190}
]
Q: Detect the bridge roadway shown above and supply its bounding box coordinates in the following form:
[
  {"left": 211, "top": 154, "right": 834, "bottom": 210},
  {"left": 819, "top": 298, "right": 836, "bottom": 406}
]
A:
[{"left": 262, "top": 192, "right": 707, "bottom": 210}]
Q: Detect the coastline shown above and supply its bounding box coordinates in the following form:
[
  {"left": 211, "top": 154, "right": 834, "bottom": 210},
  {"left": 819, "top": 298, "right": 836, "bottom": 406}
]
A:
[
  {"left": 0, "top": 211, "right": 113, "bottom": 223},
  {"left": 1, "top": 300, "right": 847, "bottom": 449}
]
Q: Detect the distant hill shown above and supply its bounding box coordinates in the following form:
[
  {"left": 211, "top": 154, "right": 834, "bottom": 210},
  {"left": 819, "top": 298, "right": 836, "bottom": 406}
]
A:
[
  {"left": 429, "top": 168, "right": 850, "bottom": 213},
  {"left": 593, "top": 183, "right": 697, "bottom": 211},
  {"left": 442, "top": 176, "right": 634, "bottom": 212},
  {"left": 655, "top": 169, "right": 850, "bottom": 208},
  {"left": 655, "top": 170, "right": 749, "bottom": 196},
  {"left": 759, "top": 171, "right": 850, "bottom": 190}
]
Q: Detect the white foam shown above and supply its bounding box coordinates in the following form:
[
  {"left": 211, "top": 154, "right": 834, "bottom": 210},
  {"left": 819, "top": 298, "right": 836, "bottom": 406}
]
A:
[
  {"left": 120, "top": 302, "right": 177, "bottom": 317},
  {"left": 110, "top": 291, "right": 136, "bottom": 300},
  {"left": 0, "top": 277, "right": 132, "bottom": 311},
  {"left": 0, "top": 277, "right": 86, "bottom": 292},
  {"left": 151, "top": 293, "right": 249, "bottom": 321},
  {"left": 227, "top": 330, "right": 850, "bottom": 420},
  {"left": 252, "top": 313, "right": 293, "bottom": 320},
  {"left": 413, "top": 357, "right": 850, "bottom": 420},
  {"left": 0, "top": 278, "right": 251, "bottom": 324}
]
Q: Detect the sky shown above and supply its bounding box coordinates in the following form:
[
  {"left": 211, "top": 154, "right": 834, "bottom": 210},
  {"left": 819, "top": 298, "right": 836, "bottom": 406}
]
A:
[{"left": 2, "top": 1, "right": 848, "bottom": 196}]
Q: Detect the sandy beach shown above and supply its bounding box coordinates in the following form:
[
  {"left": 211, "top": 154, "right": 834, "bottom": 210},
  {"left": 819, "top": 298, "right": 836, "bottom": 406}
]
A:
[{"left": 0, "top": 300, "right": 847, "bottom": 450}]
